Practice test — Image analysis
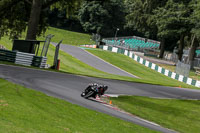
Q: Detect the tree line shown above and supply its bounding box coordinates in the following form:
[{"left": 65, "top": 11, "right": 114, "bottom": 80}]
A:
[
  {"left": 0, "top": 0, "right": 200, "bottom": 64},
  {"left": 127, "top": 0, "right": 200, "bottom": 65}
]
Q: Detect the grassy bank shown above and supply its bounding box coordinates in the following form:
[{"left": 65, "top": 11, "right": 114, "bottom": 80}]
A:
[
  {"left": 0, "top": 78, "right": 158, "bottom": 133},
  {"left": 87, "top": 49, "right": 198, "bottom": 89},
  {"left": 38, "top": 27, "right": 94, "bottom": 46},
  {"left": 0, "top": 27, "right": 93, "bottom": 49},
  {"left": 110, "top": 96, "right": 200, "bottom": 133}
]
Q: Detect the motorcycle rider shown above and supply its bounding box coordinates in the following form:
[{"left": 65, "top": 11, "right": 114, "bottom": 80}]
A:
[
  {"left": 87, "top": 83, "right": 108, "bottom": 96},
  {"left": 85, "top": 83, "right": 98, "bottom": 91},
  {"left": 97, "top": 85, "right": 108, "bottom": 96}
]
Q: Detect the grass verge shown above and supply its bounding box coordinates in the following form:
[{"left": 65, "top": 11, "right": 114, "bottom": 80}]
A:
[
  {"left": 0, "top": 78, "right": 158, "bottom": 133},
  {"left": 40, "top": 27, "right": 94, "bottom": 45},
  {"left": 110, "top": 96, "right": 200, "bottom": 133},
  {"left": 0, "top": 27, "right": 93, "bottom": 49},
  {"left": 87, "top": 49, "right": 198, "bottom": 89}
]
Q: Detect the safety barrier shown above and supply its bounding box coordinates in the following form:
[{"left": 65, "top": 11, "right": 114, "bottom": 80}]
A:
[
  {"left": 99, "top": 45, "right": 200, "bottom": 88},
  {"left": 0, "top": 49, "right": 16, "bottom": 63},
  {"left": 32, "top": 56, "right": 47, "bottom": 68},
  {"left": 0, "top": 49, "right": 47, "bottom": 68},
  {"left": 15, "top": 52, "right": 34, "bottom": 66}
]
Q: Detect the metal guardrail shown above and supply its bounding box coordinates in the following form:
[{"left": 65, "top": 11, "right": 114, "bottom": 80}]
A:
[
  {"left": 40, "top": 57, "right": 47, "bottom": 68},
  {"left": 0, "top": 49, "right": 47, "bottom": 68},
  {"left": 15, "top": 52, "right": 34, "bottom": 66},
  {"left": 31, "top": 56, "right": 47, "bottom": 68},
  {"left": 0, "top": 49, "right": 16, "bottom": 63}
]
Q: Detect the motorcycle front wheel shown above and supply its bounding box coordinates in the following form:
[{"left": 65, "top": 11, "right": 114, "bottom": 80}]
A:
[{"left": 81, "top": 92, "right": 85, "bottom": 97}]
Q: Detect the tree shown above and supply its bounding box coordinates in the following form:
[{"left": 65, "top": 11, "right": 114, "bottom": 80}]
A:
[
  {"left": 187, "top": 0, "right": 200, "bottom": 67},
  {"left": 0, "top": 0, "right": 80, "bottom": 40},
  {"left": 78, "top": 0, "right": 126, "bottom": 37},
  {"left": 154, "top": 0, "right": 193, "bottom": 60},
  {"left": 125, "top": 0, "right": 167, "bottom": 39},
  {"left": 125, "top": 0, "right": 168, "bottom": 58},
  {"left": 190, "top": 0, "right": 200, "bottom": 39},
  {"left": 0, "top": 0, "right": 28, "bottom": 39},
  {"left": 26, "top": 0, "right": 43, "bottom": 40},
  {"left": 48, "top": 0, "right": 84, "bottom": 32}
]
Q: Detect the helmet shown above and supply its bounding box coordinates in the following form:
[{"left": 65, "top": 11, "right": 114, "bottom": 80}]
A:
[
  {"left": 98, "top": 85, "right": 103, "bottom": 88},
  {"left": 93, "top": 83, "right": 98, "bottom": 87}
]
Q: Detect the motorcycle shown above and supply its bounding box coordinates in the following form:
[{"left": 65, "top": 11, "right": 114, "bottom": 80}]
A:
[{"left": 81, "top": 84, "right": 108, "bottom": 99}]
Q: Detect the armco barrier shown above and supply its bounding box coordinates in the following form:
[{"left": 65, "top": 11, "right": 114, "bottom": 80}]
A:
[
  {"left": 0, "top": 49, "right": 16, "bottom": 63},
  {"left": 32, "top": 56, "right": 47, "bottom": 68},
  {"left": 40, "top": 57, "right": 47, "bottom": 68},
  {"left": 0, "top": 49, "right": 47, "bottom": 68},
  {"left": 100, "top": 45, "right": 200, "bottom": 88},
  {"left": 15, "top": 52, "right": 34, "bottom": 66}
]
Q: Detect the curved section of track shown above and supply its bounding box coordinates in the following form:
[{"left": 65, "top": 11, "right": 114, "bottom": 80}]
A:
[
  {"left": 1, "top": 65, "right": 200, "bottom": 133},
  {"left": 51, "top": 43, "right": 137, "bottom": 78}
]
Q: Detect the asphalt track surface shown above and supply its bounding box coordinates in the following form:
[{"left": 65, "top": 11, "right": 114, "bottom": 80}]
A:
[
  {"left": 1, "top": 65, "right": 200, "bottom": 132},
  {"left": 51, "top": 43, "right": 137, "bottom": 78}
]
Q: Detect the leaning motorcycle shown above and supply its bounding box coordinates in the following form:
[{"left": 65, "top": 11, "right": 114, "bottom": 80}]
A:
[
  {"left": 81, "top": 85, "right": 108, "bottom": 99},
  {"left": 81, "top": 86, "right": 97, "bottom": 99}
]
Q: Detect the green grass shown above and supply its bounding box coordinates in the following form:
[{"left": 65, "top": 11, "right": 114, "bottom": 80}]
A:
[
  {"left": 0, "top": 78, "right": 158, "bottom": 133},
  {"left": 156, "top": 63, "right": 176, "bottom": 72},
  {"left": 37, "top": 27, "right": 94, "bottom": 46},
  {"left": 45, "top": 27, "right": 94, "bottom": 45},
  {"left": 0, "top": 27, "right": 93, "bottom": 49},
  {"left": 0, "top": 36, "right": 12, "bottom": 50},
  {"left": 87, "top": 49, "right": 198, "bottom": 89},
  {"left": 1, "top": 27, "right": 200, "bottom": 133},
  {"left": 110, "top": 96, "right": 200, "bottom": 133}
]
